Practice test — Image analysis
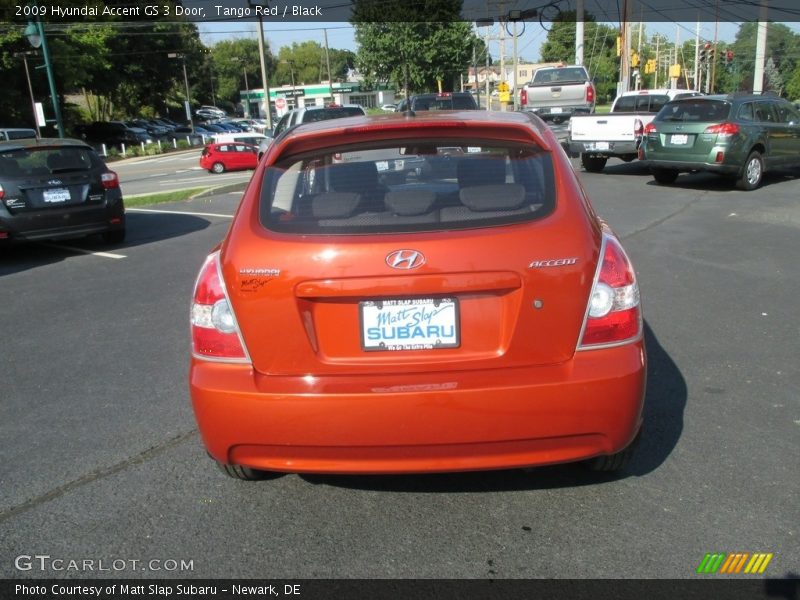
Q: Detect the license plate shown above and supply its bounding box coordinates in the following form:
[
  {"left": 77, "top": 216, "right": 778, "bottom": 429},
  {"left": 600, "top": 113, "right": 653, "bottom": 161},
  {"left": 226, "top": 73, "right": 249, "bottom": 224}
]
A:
[
  {"left": 394, "top": 159, "right": 404, "bottom": 171},
  {"left": 594, "top": 141, "right": 609, "bottom": 150},
  {"left": 376, "top": 161, "right": 389, "bottom": 172},
  {"left": 671, "top": 134, "right": 689, "bottom": 145},
  {"left": 43, "top": 188, "right": 71, "bottom": 203},
  {"left": 551, "top": 107, "right": 563, "bottom": 113},
  {"left": 360, "top": 298, "right": 460, "bottom": 351}
]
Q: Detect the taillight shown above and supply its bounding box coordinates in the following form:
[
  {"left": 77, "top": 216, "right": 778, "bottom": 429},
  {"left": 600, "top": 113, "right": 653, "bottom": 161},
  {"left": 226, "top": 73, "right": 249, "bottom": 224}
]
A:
[
  {"left": 703, "top": 122, "right": 739, "bottom": 137},
  {"left": 643, "top": 122, "right": 657, "bottom": 135},
  {"left": 586, "top": 84, "right": 594, "bottom": 104},
  {"left": 191, "top": 251, "right": 250, "bottom": 362},
  {"left": 634, "top": 118, "right": 644, "bottom": 137},
  {"left": 520, "top": 88, "right": 527, "bottom": 106},
  {"left": 101, "top": 171, "right": 119, "bottom": 189},
  {"left": 578, "top": 234, "right": 642, "bottom": 349},
  {"left": 0, "top": 183, "right": 4, "bottom": 200}
]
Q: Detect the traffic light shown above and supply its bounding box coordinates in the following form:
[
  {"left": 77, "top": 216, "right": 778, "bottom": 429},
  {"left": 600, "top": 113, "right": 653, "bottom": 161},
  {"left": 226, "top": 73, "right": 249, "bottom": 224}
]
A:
[
  {"left": 631, "top": 51, "right": 639, "bottom": 68},
  {"left": 616, "top": 36, "right": 621, "bottom": 57},
  {"left": 699, "top": 42, "right": 711, "bottom": 63},
  {"left": 726, "top": 50, "right": 734, "bottom": 65},
  {"left": 709, "top": 47, "right": 715, "bottom": 62},
  {"left": 644, "top": 59, "right": 656, "bottom": 74}
]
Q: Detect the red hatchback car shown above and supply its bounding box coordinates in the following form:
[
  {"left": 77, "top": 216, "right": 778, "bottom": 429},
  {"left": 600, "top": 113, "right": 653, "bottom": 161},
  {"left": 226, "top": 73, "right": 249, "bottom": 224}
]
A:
[
  {"left": 189, "top": 111, "right": 646, "bottom": 480},
  {"left": 199, "top": 142, "right": 258, "bottom": 174}
]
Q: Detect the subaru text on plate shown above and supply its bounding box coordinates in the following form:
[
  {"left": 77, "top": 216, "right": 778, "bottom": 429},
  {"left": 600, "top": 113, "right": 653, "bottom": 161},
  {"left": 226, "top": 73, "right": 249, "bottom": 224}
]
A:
[{"left": 189, "top": 110, "right": 646, "bottom": 480}]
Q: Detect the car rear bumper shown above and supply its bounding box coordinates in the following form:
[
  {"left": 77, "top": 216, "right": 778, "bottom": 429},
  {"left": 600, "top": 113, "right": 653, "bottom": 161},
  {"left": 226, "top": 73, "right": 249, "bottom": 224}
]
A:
[
  {"left": 641, "top": 158, "right": 740, "bottom": 175},
  {"left": 567, "top": 140, "right": 639, "bottom": 157},
  {"left": 190, "top": 341, "right": 646, "bottom": 474},
  {"left": 0, "top": 199, "right": 125, "bottom": 242},
  {"left": 521, "top": 106, "right": 594, "bottom": 120}
]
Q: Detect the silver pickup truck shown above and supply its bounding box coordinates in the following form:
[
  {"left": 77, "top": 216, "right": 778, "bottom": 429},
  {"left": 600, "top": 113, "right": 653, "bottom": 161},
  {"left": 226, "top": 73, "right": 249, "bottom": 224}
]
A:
[
  {"left": 519, "top": 65, "right": 595, "bottom": 123},
  {"left": 567, "top": 89, "right": 703, "bottom": 172}
]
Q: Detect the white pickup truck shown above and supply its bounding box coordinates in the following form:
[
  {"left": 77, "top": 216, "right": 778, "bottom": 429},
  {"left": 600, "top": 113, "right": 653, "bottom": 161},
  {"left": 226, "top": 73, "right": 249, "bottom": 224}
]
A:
[{"left": 567, "top": 89, "right": 703, "bottom": 172}]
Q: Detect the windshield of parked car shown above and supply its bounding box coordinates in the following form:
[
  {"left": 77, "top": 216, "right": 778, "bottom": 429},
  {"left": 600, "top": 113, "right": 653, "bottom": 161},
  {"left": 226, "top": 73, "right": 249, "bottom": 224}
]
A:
[
  {"left": 0, "top": 146, "right": 101, "bottom": 177},
  {"left": 656, "top": 99, "right": 731, "bottom": 122},
  {"left": 259, "top": 140, "right": 555, "bottom": 235}
]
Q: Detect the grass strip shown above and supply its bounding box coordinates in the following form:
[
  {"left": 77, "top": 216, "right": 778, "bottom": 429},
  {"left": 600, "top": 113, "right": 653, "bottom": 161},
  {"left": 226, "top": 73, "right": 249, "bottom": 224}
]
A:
[{"left": 124, "top": 188, "right": 209, "bottom": 207}]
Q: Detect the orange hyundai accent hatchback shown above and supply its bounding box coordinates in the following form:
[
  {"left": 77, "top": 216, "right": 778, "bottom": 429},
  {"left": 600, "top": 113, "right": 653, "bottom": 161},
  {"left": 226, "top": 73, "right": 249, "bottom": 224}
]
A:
[{"left": 189, "top": 110, "right": 646, "bottom": 480}]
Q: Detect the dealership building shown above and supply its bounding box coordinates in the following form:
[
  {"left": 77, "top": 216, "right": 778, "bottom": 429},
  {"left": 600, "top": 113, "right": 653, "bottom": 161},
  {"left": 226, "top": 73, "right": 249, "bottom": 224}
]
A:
[{"left": 242, "top": 82, "right": 396, "bottom": 117}]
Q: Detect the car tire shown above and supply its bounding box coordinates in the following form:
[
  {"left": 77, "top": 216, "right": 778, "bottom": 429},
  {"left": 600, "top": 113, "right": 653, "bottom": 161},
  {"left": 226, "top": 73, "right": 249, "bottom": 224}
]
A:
[
  {"left": 736, "top": 150, "right": 764, "bottom": 191},
  {"left": 651, "top": 168, "right": 679, "bottom": 185},
  {"left": 217, "top": 462, "right": 277, "bottom": 481},
  {"left": 585, "top": 430, "right": 641, "bottom": 472},
  {"left": 211, "top": 162, "right": 225, "bottom": 174},
  {"left": 102, "top": 228, "right": 125, "bottom": 245},
  {"left": 581, "top": 154, "right": 607, "bottom": 173}
]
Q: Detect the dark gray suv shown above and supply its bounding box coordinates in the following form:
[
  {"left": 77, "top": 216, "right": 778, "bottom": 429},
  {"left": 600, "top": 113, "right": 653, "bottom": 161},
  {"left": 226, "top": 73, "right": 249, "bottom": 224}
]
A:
[{"left": 0, "top": 138, "right": 125, "bottom": 244}]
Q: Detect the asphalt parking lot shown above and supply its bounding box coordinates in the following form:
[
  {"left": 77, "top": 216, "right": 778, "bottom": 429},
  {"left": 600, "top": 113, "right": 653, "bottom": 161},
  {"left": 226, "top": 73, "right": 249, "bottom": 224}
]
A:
[{"left": 1, "top": 159, "right": 798, "bottom": 582}]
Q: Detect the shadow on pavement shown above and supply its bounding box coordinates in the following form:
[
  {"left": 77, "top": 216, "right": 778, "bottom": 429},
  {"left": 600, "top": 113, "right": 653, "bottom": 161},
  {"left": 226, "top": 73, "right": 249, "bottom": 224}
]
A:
[
  {"left": 0, "top": 211, "right": 211, "bottom": 277},
  {"left": 298, "top": 321, "right": 686, "bottom": 493}
]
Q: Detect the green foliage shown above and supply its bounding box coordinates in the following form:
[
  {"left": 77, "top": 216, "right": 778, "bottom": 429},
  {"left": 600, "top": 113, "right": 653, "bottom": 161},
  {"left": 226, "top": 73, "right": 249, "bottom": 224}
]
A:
[
  {"left": 538, "top": 12, "right": 619, "bottom": 103},
  {"left": 207, "top": 38, "right": 269, "bottom": 110},
  {"left": 354, "top": 22, "right": 478, "bottom": 93}
]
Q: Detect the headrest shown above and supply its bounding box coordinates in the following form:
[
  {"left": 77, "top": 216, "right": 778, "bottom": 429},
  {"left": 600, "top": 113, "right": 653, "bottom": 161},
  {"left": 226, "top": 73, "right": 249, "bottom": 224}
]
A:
[
  {"left": 384, "top": 190, "right": 436, "bottom": 216},
  {"left": 311, "top": 192, "right": 362, "bottom": 219},
  {"left": 459, "top": 183, "right": 526, "bottom": 211}
]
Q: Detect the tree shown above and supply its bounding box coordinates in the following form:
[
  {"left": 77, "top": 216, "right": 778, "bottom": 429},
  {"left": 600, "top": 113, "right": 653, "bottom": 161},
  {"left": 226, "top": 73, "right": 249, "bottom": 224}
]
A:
[
  {"left": 539, "top": 12, "right": 620, "bottom": 103},
  {"left": 272, "top": 41, "right": 353, "bottom": 87},
  {"left": 208, "top": 39, "right": 267, "bottom": 111},
  {"left": 352, "top": 0, "right": 480, "bottom": 94},
  {"left": 728, "top": 22, "right": 800, "bottom": 95}
]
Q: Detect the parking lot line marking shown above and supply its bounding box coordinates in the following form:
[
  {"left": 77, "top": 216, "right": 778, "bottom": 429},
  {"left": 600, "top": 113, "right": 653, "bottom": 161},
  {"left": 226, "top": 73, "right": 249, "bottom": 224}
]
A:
[
  {"left": 126, "top": 207, "right": 233, "bottom": 219},
  {"left": 40, "top": 243, "right": 127, "bottom": 259}
]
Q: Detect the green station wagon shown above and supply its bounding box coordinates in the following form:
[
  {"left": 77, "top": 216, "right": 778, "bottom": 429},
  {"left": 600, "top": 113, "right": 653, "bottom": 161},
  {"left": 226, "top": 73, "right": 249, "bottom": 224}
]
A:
[{"left": 640, "top": 93, "right": 800, "bottom": 190}]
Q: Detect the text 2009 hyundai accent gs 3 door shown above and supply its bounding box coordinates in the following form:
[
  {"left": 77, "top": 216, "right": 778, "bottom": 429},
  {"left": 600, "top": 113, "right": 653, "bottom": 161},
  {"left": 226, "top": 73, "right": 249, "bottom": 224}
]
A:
[{"left": 189, "top": 110, "right": 646, "bottom": 480}]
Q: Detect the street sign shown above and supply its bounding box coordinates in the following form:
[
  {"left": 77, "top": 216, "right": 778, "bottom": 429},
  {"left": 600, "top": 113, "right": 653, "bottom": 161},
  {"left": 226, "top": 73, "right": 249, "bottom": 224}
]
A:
[
  {"left": 275, "top": 97, "right": 286, "bottom": 110},
  {"left": 184, "top": 101, "right": 191, "bottom": 121},
  {"left": 35, "top": 102, "right": 46, "bottom": 127},
  {"left": 497, "top": 81, "right": 509, "bottom": 93}
]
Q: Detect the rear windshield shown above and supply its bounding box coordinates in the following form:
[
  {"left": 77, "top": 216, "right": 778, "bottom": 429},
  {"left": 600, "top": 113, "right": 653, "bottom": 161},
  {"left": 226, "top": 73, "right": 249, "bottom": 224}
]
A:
[
  {"left": 532, "top": 68, "right": 588, "bottom": 85},
  {"left": 302, "top": 107, "right": 364, "bottom": 123},
  {"left": 612, "top": 95, "right": 670, "bottom": 113},
  {"left": 656, "top": 99, "right": 731, "bottom": 123},
  {"left": 0, "top": 146, "right": 102, "bottom": 178},
  {"left": 412, "top": 96, "right": 478, "bottom": 111},
  {"left": 259, "top": 140, "right": 555, "bottom": 235}
]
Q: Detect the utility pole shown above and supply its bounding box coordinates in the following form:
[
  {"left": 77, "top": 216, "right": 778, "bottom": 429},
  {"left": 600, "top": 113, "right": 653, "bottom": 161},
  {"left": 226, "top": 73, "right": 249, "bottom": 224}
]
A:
[
  {"left": 575, "top": 0, "right": 584, "bottom": 66},
  {"left": 654, "top": 35, "right": 660, "bottom": 88},
  {"left": 753, "top": 2, "right": 768, "bottom": 94},
  {"left": 694, "top": 21, "right": 701, "bottom": 92},
  {"left": 711, "top": 1, "right": 720, "bottom": 93},
  {"left": 249, "top": 0, "right": 273, "bottom": 129},
  {"left": 15, "top": 51, "right": 40, "bottom": 137},
  {"left": 323, "top": 28, "right": 333, "bottom": 101}
]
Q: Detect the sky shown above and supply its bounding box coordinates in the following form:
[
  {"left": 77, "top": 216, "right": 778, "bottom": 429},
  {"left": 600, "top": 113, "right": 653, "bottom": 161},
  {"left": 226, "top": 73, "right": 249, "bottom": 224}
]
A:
[{"left": 197, "top": 20, "right": 799, "bottom": 64}]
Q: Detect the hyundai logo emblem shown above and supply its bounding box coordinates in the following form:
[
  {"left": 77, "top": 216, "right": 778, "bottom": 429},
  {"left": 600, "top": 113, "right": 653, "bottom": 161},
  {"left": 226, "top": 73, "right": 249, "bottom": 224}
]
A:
[
  {"left": 48, "top": 179, "right": 62, "bottom": 186},
  {"left": 386, "top": 249, "right": 426, "bottom": 270}
]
